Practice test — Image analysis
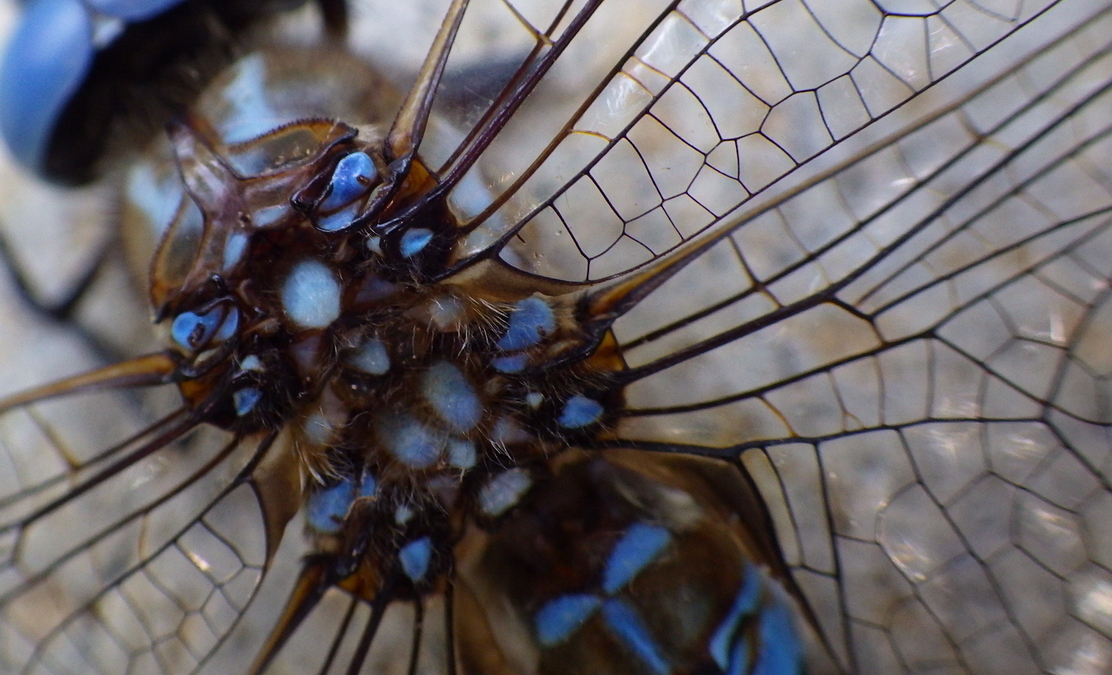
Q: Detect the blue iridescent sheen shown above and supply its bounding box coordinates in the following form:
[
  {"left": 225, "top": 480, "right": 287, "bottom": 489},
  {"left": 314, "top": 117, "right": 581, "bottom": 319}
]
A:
[
  {"left": 422, "top": 362, "right": 482, "bottom": 433},
  {"left": 535, "top": 594, "right": 601, "bottom": 647},
  {"left": 496, "top": 297, "right": 556, "bottom": 351},
  {"left": 319, "top": 151, "right": 374, "bottom": 211},
  {"left": 557, "top": 395, "right": 603, "bottom": 429},
  {"left": 602, "top": 523, "right": 671, "bottom": 594},
  {"left": 601, "top": 599, "right": 670, "bottom": 675},
  {"left": 306, "top": 478, "right": 356, "bottom": 535},
  {"left": 398, "top": 536, "right": 433, "bottom": 583},
  {"left": 0, "top": 0, "right": 93, "bottom": 173},
  {"left": 170, "top": 305, "right": 237, "bottom": 351},
  {"left": 399, "top": 228, "right": 433, "bottom": 258}
]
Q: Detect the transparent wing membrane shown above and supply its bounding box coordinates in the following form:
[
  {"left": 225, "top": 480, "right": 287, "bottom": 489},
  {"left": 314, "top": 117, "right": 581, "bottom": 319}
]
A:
[{"left": 0, "top": 0, "right": 1110, "bottom": 674}]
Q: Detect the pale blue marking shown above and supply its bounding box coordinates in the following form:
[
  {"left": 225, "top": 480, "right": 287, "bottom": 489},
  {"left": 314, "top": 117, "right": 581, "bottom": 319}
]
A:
[
  {"left": 214, "top": 307, "right": 238, "bottom": 342},
  {"left": 394, "top": 503, "right": 415, "bottom": 525},
  {"left": 422, "top": 362, "right": 482, "bottom": 433},
  {"left": 601, "top": 599, "right": 670, "bottom": 675},
  {"left": 306, "top": 479, "right": 356, "bottom": 534},
  {"left": 366, "top": 236, "right": 383, "bottom": 255},
  {"left": 447, "top": 438, "right": 476, "bottom": 470},
  {"left": 281, "top": 259, "right": 341, "bottom": 329},
  {"left": 320, "top": 152, "right": 374, "bottom": 211},
  {"left": 378, "top": 413, "right": 445, "bottom": 468},
  {"left": 535, "top": 594, "right": 601, "bottom": 646},
  {"left": 348, "top": 339, "right": 390, "bottom": 375},
  {"left": 223, "top": 232, "right": 248, "bottom": 270},
  {"left": 232, "top": 388, "right": 261, "bottom": 416},
  {"left": 398, "top": 537, "right": 433, "bottom": 583},
  {"left": 603, "top": 523, "right": 671, "bottom": 594},
  {"left": 317, "top": 202, "right": 360, "bottom": 232},
  {"left": 478, "top": 469, "right": 532, "bottom": 516},
  {"left": 239, "top": 355, "right": 263, "bottom": 371},
  {"left": 171, "top": 306, "right": 237, "bottom": 351},
  {"left": 253, "top": 204, "right": 288, "bottom": 228},
  {"left": 710, "top": 566, "right": 763, "bottom": 671},
  {"left": 496, "top": 297, "right": 556, "bottom": 351},
  {"left": 492, "top": 354, "right": 528, "bottom": 373},
  {"left": 525, "top": 391, "right": 544, "bottom": 408},
  {"left": 358, "top": 470, "right": 377, "bottom": 498},
  {"left": 557, "top": 396, "right": 603, "bottom": 428},
  {"left": 0, "top": 0, "right": 92, "bottom": 173},
  {"left": 303, "top": 412, "right": 336, "bottom": 446},
  {"left": 753, "top": 602, "right": 803, "bottom": 675},
  {"left": 399, "top": 228, "right": 433, "bottom": 258}
]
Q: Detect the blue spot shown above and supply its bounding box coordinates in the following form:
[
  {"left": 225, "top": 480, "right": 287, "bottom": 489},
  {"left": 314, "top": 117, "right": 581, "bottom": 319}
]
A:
[
  {"left": 478, "top": 469, "right": 532, "bottom": 516},
  {"left": 348, "top": 338, "right": 390, "bottom": 375},
  {"left": 232, "top": 388, "right": 262, "bottom": 416},
  {"left": 753, "top": 602, "right": 804, "bottom": 675},
  {"left": 306, "top": 479, "right": 356, "bottom": 534},
  {"left": 603, "top": 523, "right": 671, "bottom": 594},
  {"left": 398, "top": 537, "right": 433, "bottom": 583},
  {"left": 399, "top": 228, "right": 433, "bottom": 258},
  {"left": 239, "top": 355, "right": 263, "bottom": 372},
  {"left": 601, "top": 599, "right": 670, "bottom": 675},
  {"left": 496, "top": 297, "right": 556, "bottom": 351},
  {"left": 535, "top": 594, "right": 601, "bottom": 646},
  {"left": 171, "top": 305, "right": 237, "bottom": 351},
  {"left": 557, "top": 396, "right": 603, "bottom": 429},
  {"left": 377, "top": 413, "right": 445, "bottom": 468},
  {"left": 281, "top": 259, "right": 341, "bottom": 329},
  {"left": 422, "top": 362, "right": 482, "bottom": 433},
  {"left": 0, "top": 0, "right": 92, "bottom": 174},
  {"left": 710, "top": 566, "right": 763, "bottom": 671},
  {"left": 525, "top": 391, "right": 544, "bottom": 408},
  {"left": 492, "top": 354, "right": 528, "bottom": 373},
  {"left": 253, "top": 204, "right": 288, "bottom": 228},
  {"left": 447, "top": 438, "right": 476, "bottom": 470},
  {"left": 320, "top": 152, "right": 374, "bottom": 211},
  {"left": 358, "top": 470, "right": 377, "bottom": 498},
  {"left": 394, "top": 503, "right": 415, "bottom": 525}
]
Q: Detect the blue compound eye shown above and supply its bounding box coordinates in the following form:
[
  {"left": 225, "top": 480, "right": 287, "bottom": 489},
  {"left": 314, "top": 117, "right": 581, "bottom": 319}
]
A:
[
  {"left": 0, "top": 0, "right": 313, "bottom": 184},
  {"left": 0, "top": 0, "right": 97, "bottom": 176},
  {"left": 171, "top": 303, "right": 239, "bottom": 352}
]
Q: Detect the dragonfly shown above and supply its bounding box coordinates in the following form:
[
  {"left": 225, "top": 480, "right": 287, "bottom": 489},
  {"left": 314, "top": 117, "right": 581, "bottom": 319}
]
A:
[{"left": 0, "top": 0, "right": 1109, "bottom": 673}]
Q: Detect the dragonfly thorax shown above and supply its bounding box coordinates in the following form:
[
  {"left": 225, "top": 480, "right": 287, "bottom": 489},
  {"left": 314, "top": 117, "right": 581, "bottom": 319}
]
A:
[{"left": 144, "top": 113, "right": 629, "bottom": 598}]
